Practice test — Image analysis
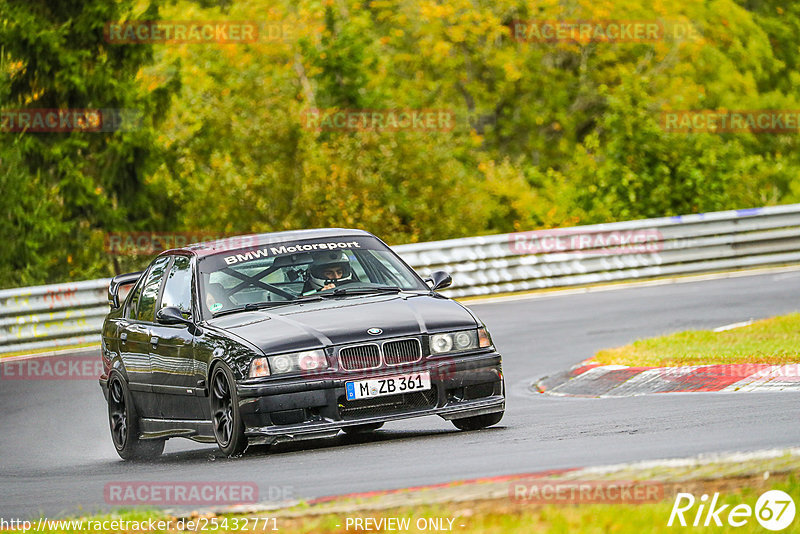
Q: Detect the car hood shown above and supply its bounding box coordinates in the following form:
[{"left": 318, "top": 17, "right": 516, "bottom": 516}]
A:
[{"left": 207, "top": 293, "right": 478, "bottom": 354}]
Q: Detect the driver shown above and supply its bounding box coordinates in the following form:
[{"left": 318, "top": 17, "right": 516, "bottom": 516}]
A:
[{"left": 303, "top": 251, "right": 354, "bottom": 293}]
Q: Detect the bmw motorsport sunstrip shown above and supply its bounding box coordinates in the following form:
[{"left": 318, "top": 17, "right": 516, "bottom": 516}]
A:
[{"left": 99, "top": 229, "right": 505, "bottom": 459}]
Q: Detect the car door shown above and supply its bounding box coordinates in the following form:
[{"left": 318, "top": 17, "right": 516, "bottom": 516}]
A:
[
  {"left": 124, "top": 255, "right": 171, "bottom": 418},
  {"left": 149, "top": 254, "right": 205, "bottom": 420},
  {"left": 113, "top": 272, "right": 150, "bottom": 396}
]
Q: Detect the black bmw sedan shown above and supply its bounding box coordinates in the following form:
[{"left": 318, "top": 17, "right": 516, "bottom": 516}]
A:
[{"left": 100, "top": 229, "right": 505, "bottom": 459}]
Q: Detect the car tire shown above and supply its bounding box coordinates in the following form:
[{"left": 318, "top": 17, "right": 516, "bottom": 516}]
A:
[
  {"left": 342, "top": 422, "right": 384, "bottom": 434},
  {"left": 107, "top": 374, "right": 165, "bottom": 461},
  {"left": 210, "top": 364, "right": 248, "bottom": 457},
  {"left": 451, "top": 411, "right": 504, "bottom": 431}
]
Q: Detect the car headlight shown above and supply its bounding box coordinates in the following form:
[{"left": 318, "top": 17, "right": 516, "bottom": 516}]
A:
[
  {"left": 249, "top": 349, "right": 328, "bottom": 377},
  {"left": 429, "top": 327, "right": 493, "bottom": 355}
]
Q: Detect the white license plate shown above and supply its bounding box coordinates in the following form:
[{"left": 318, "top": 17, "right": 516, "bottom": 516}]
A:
[{"left": 345, "top": 371, "right": 431, "bottom": 401}]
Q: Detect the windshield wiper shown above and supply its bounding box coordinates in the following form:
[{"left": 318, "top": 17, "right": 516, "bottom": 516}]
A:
[
  {"left": 212, "top": 296, "right": 325, "bottom": 318},
  {"left": 331, "top": 286, "right": 403, "bottom": 296},
  {"left": 211, "top": 302, "right": 286, "bottom": 318}
]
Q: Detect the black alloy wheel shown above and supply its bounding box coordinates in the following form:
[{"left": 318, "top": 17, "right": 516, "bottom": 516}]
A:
[
  {"left": 210, "top": 364, "right": 247, "bottom": 456},
  {"left": 107, "top": 374, "right": 165, "bottom": 460}
]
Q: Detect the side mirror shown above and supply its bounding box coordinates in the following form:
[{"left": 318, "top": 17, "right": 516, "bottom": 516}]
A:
[
  {"left": 156, "top": 306, "right": 203, "bottom": 335},
  {"left": 425, "top": 270, "right": 452, "bottom": 291},
  {"left": 156, "top": 306, "right": 192, "bottom": 326}
]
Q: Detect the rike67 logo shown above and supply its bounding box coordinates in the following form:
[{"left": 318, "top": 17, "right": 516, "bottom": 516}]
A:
[{"left": 668, "top": 490, "right": 796, "bottom": 531}]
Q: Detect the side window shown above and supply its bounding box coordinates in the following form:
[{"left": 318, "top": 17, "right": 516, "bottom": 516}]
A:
[
  {"left": 124, "top": 276, "right": 145, "bottom": 319},
  {"left": 160, "top": 256, "right": 193, "bottom": 319},
  {"left": 136, "top": 256, "right": 171, "bottom": 323}
]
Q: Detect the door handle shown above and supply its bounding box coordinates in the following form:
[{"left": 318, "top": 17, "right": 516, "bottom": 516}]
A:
[
  {"left": 150, "top": 336, "right": 159, "bottom": 348},
  {"left": 120, "top": 332, "right": 128, "bottom": 344}
]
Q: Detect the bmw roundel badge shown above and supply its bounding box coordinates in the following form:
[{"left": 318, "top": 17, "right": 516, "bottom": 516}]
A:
[{"left": 367, "top": 327, "right": 383, "bottom": 335}]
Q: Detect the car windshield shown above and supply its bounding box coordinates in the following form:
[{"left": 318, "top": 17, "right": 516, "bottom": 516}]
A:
[{"left": 198, "top": 235, "right": 428, "bottom": 318}]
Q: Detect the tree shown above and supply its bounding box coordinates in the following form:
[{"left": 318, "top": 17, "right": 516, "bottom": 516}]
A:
[{"left": 0, "top": 0, "right": 179, "bottom": 284}]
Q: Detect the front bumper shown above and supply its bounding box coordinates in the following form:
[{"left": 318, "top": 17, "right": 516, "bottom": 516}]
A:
[{"left": 236, "top": 351, "right": 504, "bottom": 441}]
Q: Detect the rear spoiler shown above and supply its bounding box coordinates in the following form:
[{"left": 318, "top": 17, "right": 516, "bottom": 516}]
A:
[{"left": 108, "top": 271, "right": 144, "bottom": 308}]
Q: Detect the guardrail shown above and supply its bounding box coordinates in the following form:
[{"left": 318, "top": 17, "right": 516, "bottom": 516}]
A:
[
  {"left": 0, "top": 279, "right": 109, "bottom": 354},
  {"left": 3, "top": 204, "right": 800, "bottom": 354}
]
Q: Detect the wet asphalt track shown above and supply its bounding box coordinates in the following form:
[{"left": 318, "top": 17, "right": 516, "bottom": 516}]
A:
[{"left": 2, "top": 270, "right": 800, "bottom": 519}]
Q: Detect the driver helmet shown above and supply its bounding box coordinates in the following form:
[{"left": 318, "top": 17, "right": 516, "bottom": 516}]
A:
[{"left": 307, "top": 250, "right": 353, "bottom": 290}]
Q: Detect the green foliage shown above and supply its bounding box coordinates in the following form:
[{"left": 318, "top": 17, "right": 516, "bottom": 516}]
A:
[
  {"left": 0, "top": 139, "right": 70, "bottom": 288},
  {"left": 3, "top": 0, "right": 800, "bottom": 287},
  {"left": 0, "top": 0, "right": 179, "bottom": 284}
]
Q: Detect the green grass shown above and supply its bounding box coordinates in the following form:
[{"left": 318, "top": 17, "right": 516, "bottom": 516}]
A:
[
  {"left": 594, "top": 312, "right": 800, "bottom": 367},
  {"left": 32, "top": 475, "right": 799, "bottom": 533},
  {"left": 261, "top": 475, "right": 800, "bottom": 533}
]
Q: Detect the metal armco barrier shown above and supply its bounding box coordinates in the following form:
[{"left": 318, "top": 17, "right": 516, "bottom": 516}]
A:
[
  {"left": 0, "top": 279, "right": 109, "bottom": 354},
  {"left": 3, "top": 204, "right": 800, "bottom": 354},
  {"left": 395, "top": 203, "right": 800, "bottom": 298}
]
